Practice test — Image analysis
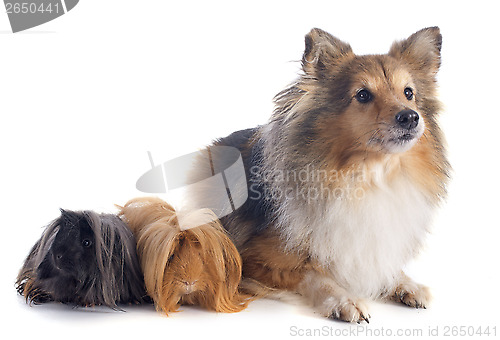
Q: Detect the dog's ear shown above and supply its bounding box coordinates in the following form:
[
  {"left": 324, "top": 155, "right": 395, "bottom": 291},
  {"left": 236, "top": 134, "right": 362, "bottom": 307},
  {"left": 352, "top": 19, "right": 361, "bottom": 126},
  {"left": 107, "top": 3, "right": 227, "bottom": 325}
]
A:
[
  {"left": 302, "top": 28, "right": 353, "bottom": 77},
  {"left": 389, "top": 27, "right": 442, "bottom": 75}
]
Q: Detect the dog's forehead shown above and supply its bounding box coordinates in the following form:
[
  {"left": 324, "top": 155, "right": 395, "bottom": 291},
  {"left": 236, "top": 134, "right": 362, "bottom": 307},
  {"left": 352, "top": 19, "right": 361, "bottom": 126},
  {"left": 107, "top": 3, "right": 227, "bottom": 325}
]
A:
[{"left": 350, "top": 56, "right": 413, "bottom": 90}]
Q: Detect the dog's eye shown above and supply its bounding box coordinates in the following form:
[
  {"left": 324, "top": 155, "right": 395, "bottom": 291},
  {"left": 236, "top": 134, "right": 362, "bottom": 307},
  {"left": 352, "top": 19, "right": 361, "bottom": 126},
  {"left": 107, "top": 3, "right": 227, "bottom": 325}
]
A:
[
  {"left": 82, "top": 239, "right": 92, "bottom": 248},
  {"left": 355, "top": 89, "right": 372, "bottom": 103},
  {"left": 404, "top": 87, "right": 414, "bottom": 100}
]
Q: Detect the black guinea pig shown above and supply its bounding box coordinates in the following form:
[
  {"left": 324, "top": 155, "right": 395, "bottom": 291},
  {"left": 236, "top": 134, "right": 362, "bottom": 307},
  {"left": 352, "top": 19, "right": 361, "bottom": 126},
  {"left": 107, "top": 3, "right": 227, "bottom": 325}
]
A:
[{"left": 16, "top": 209, "right": 147, "bottom": 308}]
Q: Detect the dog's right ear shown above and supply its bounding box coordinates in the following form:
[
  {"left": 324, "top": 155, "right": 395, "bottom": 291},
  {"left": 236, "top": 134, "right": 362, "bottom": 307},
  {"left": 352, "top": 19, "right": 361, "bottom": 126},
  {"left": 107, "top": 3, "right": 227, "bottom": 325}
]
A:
[{"left": 302, "top": 28, "right": 353, "bottom": 77}]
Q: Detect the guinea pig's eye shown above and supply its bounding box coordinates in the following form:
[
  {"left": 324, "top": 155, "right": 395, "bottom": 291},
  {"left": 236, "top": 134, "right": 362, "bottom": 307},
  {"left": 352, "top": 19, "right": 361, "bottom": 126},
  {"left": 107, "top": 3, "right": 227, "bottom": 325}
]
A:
[
  {"left": 355, "top": 89, "right": 373, "bottom": 103},
  {"left": 82, "top": 239, "right": 92, "bottom": 248},
  {"left": 404, "top": 87, "right": 414, "bottom": 100}
]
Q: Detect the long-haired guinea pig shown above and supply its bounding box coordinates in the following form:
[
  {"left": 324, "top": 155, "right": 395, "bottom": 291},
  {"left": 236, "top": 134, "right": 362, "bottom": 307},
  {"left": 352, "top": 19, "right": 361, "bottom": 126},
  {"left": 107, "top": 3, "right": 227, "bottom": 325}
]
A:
[
  {"left": 118, "top": 197, "right": 251, "bottom": 314},
  {"left": 16, "top": 209, "right": 147, "bottom": 308}
]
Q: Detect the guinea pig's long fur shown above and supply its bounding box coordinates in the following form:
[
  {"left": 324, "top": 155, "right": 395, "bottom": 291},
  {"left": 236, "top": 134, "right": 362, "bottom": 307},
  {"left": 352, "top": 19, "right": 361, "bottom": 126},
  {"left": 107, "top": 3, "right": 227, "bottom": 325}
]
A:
[
  {"left": 16, "top": 209, "right": 147, "bottom": 308},
  {"left": 118, "top": 197, "right": 250, "bottom": 314}
]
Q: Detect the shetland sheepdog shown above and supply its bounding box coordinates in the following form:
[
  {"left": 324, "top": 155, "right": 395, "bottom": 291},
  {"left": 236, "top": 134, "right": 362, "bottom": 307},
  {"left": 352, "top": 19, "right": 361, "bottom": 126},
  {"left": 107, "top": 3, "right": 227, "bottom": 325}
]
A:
[{"left": 187, "top": 27, "right": 449, "bottom": 323}]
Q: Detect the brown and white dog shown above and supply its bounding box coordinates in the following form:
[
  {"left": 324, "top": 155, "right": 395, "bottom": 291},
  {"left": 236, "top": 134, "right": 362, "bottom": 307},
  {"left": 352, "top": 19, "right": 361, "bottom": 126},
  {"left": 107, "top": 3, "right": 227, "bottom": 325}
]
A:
[{"left": 187, "top": 27, "right": 449, "bottom": 322}]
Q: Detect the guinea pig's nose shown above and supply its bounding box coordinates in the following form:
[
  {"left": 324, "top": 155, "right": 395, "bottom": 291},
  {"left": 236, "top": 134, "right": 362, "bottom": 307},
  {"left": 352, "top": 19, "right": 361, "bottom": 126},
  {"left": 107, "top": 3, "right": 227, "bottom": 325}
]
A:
[
  {"left": 182, "top": 280, "right": 198, "bottom": 293},
  {"left": 395, "top": 110, "right": 419, "bottom": 129}
]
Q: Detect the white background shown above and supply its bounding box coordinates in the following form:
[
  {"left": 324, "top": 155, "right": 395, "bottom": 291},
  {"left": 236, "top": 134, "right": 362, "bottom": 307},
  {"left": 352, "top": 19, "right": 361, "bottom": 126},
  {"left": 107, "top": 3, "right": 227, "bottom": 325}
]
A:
[{"left": 1, "top": 1, "right": 499, "bottom": 339}]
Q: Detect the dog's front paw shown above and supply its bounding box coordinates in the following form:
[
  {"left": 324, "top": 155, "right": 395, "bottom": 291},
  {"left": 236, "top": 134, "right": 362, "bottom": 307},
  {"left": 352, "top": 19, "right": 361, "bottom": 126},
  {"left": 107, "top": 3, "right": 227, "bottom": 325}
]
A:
[
  {"left": 328, "top": 299, "right": 370, "bottom": 323},
  {"left": 393, "top": 282, "right": 431, "bottom": 309}
]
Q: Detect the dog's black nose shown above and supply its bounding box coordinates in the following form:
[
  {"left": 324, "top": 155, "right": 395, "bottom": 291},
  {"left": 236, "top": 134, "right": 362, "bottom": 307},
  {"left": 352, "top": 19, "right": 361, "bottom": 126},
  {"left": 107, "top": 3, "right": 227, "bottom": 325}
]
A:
[{"left": 395, "top": 110, "right": 419, "bottom": 129}]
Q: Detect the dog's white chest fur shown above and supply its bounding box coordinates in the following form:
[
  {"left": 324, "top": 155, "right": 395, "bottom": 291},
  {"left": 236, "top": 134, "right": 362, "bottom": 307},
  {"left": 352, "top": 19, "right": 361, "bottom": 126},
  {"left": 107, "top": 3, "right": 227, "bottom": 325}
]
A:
[{"left": 284, "top": 173, "right": 434, "bottom": 298}]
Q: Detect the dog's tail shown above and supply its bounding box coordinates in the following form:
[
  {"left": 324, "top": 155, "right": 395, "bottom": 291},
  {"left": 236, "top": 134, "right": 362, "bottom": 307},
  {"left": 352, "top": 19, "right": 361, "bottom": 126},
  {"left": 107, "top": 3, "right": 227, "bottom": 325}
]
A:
[{"left": 240, "top": 278, "right": 305, "bottom": 305}]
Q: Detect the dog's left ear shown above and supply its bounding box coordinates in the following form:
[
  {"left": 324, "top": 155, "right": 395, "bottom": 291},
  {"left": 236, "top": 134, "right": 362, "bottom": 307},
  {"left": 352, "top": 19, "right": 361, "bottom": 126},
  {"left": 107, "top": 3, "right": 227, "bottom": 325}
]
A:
[{"left": 389, "top": 27, "right": 442, "bottom": 75}]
